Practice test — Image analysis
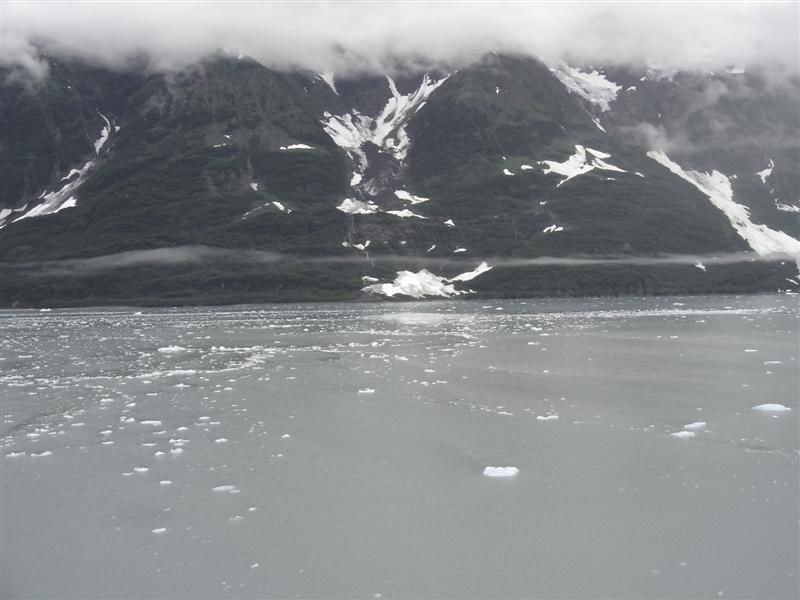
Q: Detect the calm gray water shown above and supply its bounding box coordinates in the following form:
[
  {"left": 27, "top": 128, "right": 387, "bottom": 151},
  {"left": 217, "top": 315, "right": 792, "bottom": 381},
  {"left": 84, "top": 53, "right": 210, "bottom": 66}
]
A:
[{"left": 1, "top": 295, "right": 798, "bottom": 599}]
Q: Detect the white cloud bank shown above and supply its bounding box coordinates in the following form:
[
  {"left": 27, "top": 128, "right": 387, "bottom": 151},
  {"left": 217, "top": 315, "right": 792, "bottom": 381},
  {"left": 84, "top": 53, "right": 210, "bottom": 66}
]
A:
[{"left": 1, "top": 2, "right": 797, "bottom": 78}]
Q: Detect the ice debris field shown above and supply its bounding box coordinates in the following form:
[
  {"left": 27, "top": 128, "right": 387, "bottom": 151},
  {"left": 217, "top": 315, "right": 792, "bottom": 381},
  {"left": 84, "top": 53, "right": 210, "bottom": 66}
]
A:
[{"left": 1, "top": 294, "right": 797, "bottom": 598}]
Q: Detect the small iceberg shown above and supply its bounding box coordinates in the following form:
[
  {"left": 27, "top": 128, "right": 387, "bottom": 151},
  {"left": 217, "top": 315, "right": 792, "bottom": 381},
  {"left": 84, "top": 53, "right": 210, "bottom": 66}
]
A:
[
  {"left": 751, "top": 403, "right": 791, "bottom": 413},
  {"left": 483, "top": 466, "right": 519, "bottom": 477},
  {"left": 670, "top": 431, "right": 696, "bottom": 439}
]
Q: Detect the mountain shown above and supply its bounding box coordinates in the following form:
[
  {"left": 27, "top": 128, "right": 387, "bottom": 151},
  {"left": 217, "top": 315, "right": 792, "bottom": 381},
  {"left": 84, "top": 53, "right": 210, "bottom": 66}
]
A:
[{"left": 1, "top": 52, "right": 798, "bottom": 306}]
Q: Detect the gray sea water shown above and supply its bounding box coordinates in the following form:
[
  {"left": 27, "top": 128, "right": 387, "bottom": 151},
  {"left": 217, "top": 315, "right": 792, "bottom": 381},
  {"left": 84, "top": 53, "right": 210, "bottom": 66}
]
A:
[{"left": 1, "top": 294, "right": 798, "bottom": 599}]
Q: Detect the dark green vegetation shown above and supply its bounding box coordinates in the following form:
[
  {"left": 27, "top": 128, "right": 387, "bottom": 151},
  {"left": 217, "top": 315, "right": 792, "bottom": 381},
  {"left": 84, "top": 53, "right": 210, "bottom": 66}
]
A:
[{"left": 1, "top": 53, "right": 798, "bottom": 307}]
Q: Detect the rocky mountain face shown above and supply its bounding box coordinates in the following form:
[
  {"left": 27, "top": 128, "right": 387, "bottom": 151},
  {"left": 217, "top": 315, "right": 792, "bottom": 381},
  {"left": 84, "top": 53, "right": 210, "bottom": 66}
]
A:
[{"left": 0, "top": 52, "right": 797, "bottom": 306}]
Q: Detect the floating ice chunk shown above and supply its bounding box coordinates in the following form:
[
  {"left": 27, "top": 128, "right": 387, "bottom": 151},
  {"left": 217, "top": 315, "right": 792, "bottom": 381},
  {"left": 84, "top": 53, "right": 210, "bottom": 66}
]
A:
[
  {"left": 249, "top": 182, "right": 259, "bottom": 191},
  {"left": 683, "top": 421, "right": 707, "bottom": 431},
  {"left": 520, "top": 164, "right": 533, "bottom": 170},
  {"left": 358, "top": 388, "right": 375, "bottom": 394},
  {"left": 536, "top": 414, "right": 560, "bottom": 421},
  {"left": 6, "top": 452, "right": 26, "bottom": 458},
  {"left": 647, "top": 151, "right": 800, "bottom": 260},
  {"left": 453, "top": 247, "right": 466, "bottom": 253},
  {"left": 134, "top": 467, "right": 149, "bottom": 473},
  {"left": 592, "top": 118, "right": 607, "bottom": 132},
  {"left": 483, "top": 466, "right": 519, "bottom": 477},
  {"left": 337, "top": 198, "right": 379, "bottom": 215},
  {"left": 542, "top": 225, "right": 564, "bottom": 233},
  {"left": 152, "top": 527, "right": 167, "bottom": 534},
  {"left": 31, "top": 451, "right": 53, "bottom": 457},
  {"left": 140, "top": 420, "right": 162, "bottom": 427},
  {"left": 386, "top": 209, "right": 427, "bottom": 219},
  {"left": 214, "top": 438, "right": 228, "bottom": 443},
  {"left": 751, "top": 404, "right": 791, "bottom": 413},
  {"left": 726, "top": 66, "right": 746, "bottom": 75},
  {"left": 394, "top": 190, "right": 430, "bottom": 204},
  {"left": 426, "top": 244, "right": 436, "bottom": 252},
  {"left": 279, "top": 144, "right": 314, "bottom": 150},
  {"left": 444, "top": 219, "right": 455, "bottom": 227},
  {"left": 503, "top": 168, "right": 514, "bottom": 176},
  {"left": 350, "top": 172, "right": 362, "bottom": 187},
  {"left": 670, "top": 430, "right": 696, "bottom": 439},
  {"left": 158, "top": 346, "right": 186, "bottom": 354},
  {"left": 695, "top": 262, "right": 707, "bottom": 271},
  {"left": 272, "top": 201, "right": 288, "bottom": 212},
  {"left": 169, "top": 448, "right": 184, "bottom": 455},
  {"left": 549, "top": 63, "right": 621, "bottom": 111},
  {"left": 212, "top": 485, "right": 240, "bottom": 493},
  {"left": 495, "top": 86, "right": 500, "bottom": 95}
]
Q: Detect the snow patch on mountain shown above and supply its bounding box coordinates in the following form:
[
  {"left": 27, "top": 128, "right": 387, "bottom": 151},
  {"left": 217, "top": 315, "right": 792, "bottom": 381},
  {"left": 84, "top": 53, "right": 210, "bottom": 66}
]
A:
[
  {"left": 648, "top": 151, "right": 800, "bottom": 260},
  {"left": 386, "top": 209, "right": 427, "bottom": 219},
  {"left": 2, "top": 112, "right": 115, "bottom": 227},
  {"left": 756, "top": 159, "right": 774, "bottom": 184},
  {"left": 394, "top": 190, "right": 430, "bottom": 204},
  {"left": 549, "top": 64, "right": 621, "bottom": 111},
  {"left": 321, "top": 73, "right": 448, "bottom": 179},
  {"left": 317, "top": 73, "right": 338, "bottom": 95},
  {"left": 363, "top": 262, "right": 493, "bottom": 298},
  {"left": 540, "top": 145, "right": 626, "bottom": 187},
  {"left": 337, "top": 198, "right": 379, "bottom": 215}
]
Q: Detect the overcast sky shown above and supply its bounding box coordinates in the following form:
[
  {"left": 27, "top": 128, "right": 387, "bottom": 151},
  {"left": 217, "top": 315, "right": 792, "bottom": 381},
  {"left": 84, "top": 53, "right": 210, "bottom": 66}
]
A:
[{"left": 2, "top": 1, "right": 798, "bottom": 78}]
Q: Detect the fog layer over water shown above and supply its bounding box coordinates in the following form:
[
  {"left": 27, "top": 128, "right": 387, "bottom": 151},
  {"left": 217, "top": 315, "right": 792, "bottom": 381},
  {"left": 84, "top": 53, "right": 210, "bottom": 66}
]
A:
[{"left": 1, "top": 295, "right": 797, "bottom": 598}]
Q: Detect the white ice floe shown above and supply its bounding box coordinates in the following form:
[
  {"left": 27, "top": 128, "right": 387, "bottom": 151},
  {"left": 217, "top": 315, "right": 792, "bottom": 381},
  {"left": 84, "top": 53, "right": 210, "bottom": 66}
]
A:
[
  {"left": 495, "top": 86, "right": 500, "bottom": 95},
  {"left": 670, "top": 430, "right": 696, "bottom": 439},
  {"left": 536, "top": 414, "right": 560, "bottom": 421},
  {"left": 444, "top": 219, "right": 455, "bottom": 227},
  {"left": 358, "top": 388, "right": 375, "bottom": 394},
  {"left": 540, "top": 145, "right": 626, "bottom": 187},
  {"left": 683, "top": 421, "right": 707, "bottom": 431},
  {"left": 386, "top": 209, "right": 427, "bottom": 219},
  {"left": 152, "top": 527, "right": 167, "bottom": 534},
  {"left": 751, "top": 403, "right": 791, "bottom": 413},
  {"left": 648, "top": 151, "right": 800, "bottom": 260},
  {"left": 249, "top": 182, "right": 259, "bottom": 191},
  {"left": 503, "top": 168, "right": 515, "bottom": 176},
  {"left": 321, "top": 73, "right": 448, "bottom": 167},
  {"left": 337, "top": 198, "right": 379, "bottom": 215},
  {"left": 394, "top": 190, "right": 430, "bottom": 204},
  {"left": 212, "top": 485, "right": 240, "bottom": 493},
  {"left": 453, "top": 247, "right": 466, "bottom": 253},
  {"left": 695, "top": 262, "right": 707, "bottom": 271},
  {"left": 140, "top": 420, "right": 162, "bottom": 427},
  {"left": 542, "top": 224, "right": 564, "bottom": 233},
  {"left": 520, "top": 164, "right": 534, "bottom": 170},
  {"left": 279, "top": 144, "right": 314, "bottom": 151},
  {"left": 549, "top": 63, "right": 621, "bottom": 111},
  {"left": 483, "top": 466, "right": 519, "bottom": 477},
  {"left": 350, "top": 172, "right": 363, "bottom": 187},
  {"left": 31, "top": 450, "right": 54, "bottom": 457},
  {"left": 158, "top": 346, "right": 187, "bottom": 354},
  {"left": 756, "top": 159, "right": 774, "bottom": 184},
  {"left": 363, "top": 262, "right": 492, "bottom": 298}
]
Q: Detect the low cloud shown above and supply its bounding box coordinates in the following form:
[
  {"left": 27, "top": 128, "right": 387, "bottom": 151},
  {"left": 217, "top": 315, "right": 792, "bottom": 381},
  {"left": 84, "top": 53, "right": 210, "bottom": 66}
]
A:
[
  {"left": 1, "top": 2, "right": 797, "bottom": 80},
  {"left": 5, "top": 245, "right": 792, "bottom": 278}
]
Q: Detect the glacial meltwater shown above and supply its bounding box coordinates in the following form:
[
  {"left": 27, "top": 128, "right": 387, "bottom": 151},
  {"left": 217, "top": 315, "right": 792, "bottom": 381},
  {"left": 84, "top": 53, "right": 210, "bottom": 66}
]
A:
[{"left": 1, "top": 295, "right": 797, "bottom": 599}]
